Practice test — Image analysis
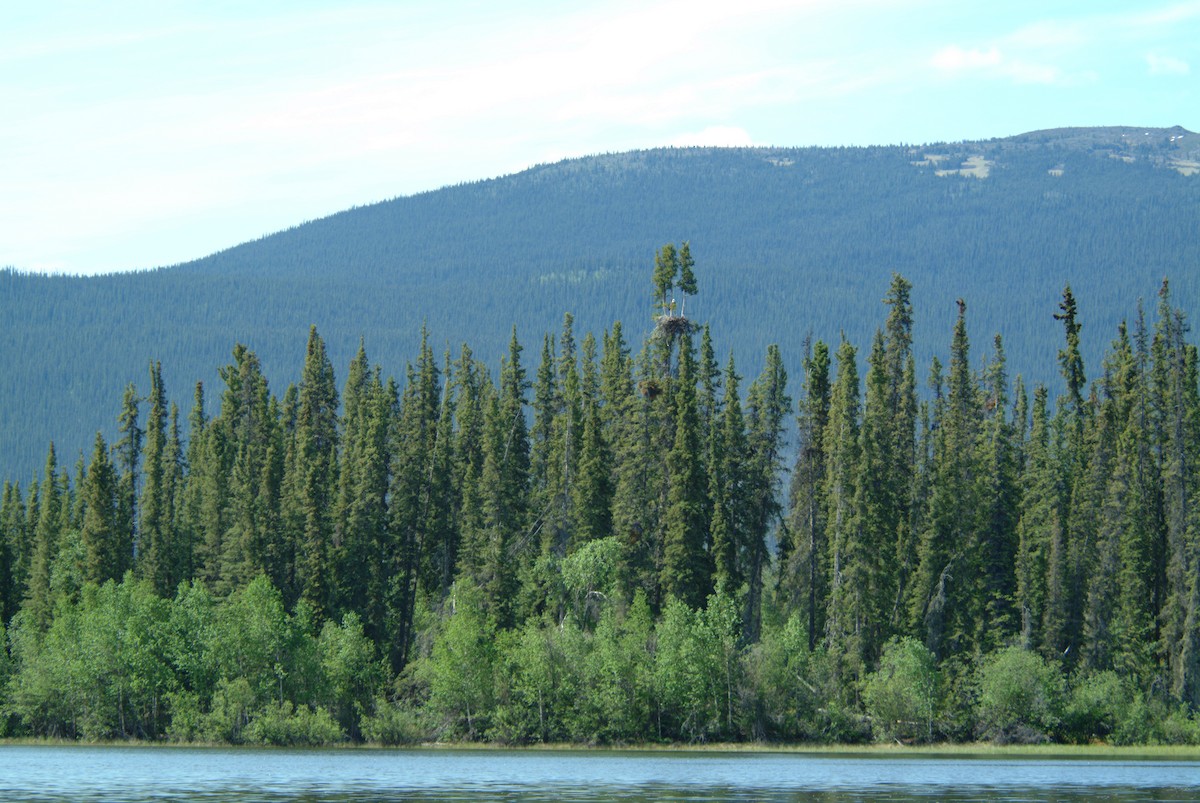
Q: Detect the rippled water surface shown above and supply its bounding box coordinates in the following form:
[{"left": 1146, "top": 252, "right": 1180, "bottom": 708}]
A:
[{"left": 2, "top": 745, "right": 1198, "bottom": 801}]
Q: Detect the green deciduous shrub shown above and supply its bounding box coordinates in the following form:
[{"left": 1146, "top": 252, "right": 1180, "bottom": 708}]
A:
[{"left": 975, "top": 646, "right": 1064, "bottom": 743}]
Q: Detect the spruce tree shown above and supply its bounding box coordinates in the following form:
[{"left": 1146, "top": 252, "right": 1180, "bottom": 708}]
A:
[
  {"left": 823, "top": 337, "right": 863, "bottom": 674},
  {"left": 216, "top": 345, "right": 277, "bottom": 594},
  {"left": 293, "top": 325, "right": 340, "bottom": 620},
  {"left": 1112, "top": 323, "right": 1159, "bottom": 681},
  {"left": 177, "top": 383, "right": 208, "bottom": 589},
  {"left": 163, "top": 402, "right": 189, "bottom": 591},
  {"left": 0, "top": 481, "right": 26, "bottom": 623},
  {"left": 137, "top": 362, "right": 175, "bottom": 594},
  {"left": 975, "top": 335, "right": 1020, "bottom": 651},
  {"left": 1015, "top": 386, "right": 1057, "bottom": 652},
  {"left": 337, "top": 341, "right": 395, "bottom": 646},
  {"left": 113, "top": 383, "right": 142, "bottom": 579},
  {"left": 24, "top": 444, "right": 62, "bottom": 632},
  {"left": 883, "top": 275, "right": 918, "bottom": 628},
  {"left": 80, "top": 432, "right": 120, "bottom": 585},
  {"left": 423, "top": 351, "right": 459, "bottom": 601},
  {"left": 909, "top": 300, "right": 980, "bottom": 657},
  {"left": 572, "top": 333, "right": 613, "bottom": 545},
  {"left": 1152, "top": 281, "right": 1200, "bottom": 704},
  {"left": 743, "top": 344, "right": 789, "bottom": 643},
  {"left": 660, "top": 332, "right": 710, "bottom": 608},
  {"left": 548, "top": 314, "right": 582, "bottom": 554},
  {"left": 855, "top": 330, "right": 898, "bottom": 665},
  {"left": 710, "top": 354, "right": 746, "bottom": 595},
  {"left": 529, "top": 333, "right": 558, "bottom": 548},
  {"left": 786, "top": 339, "right": 831, "bottom": 651},
  {"left": 1050, "top": 285, "right": 1089, "bottom": 663}
]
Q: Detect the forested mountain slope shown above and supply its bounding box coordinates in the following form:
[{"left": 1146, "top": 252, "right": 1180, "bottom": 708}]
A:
[{"left": 2, "top": 125, "right": 1198, "bottom": 477}]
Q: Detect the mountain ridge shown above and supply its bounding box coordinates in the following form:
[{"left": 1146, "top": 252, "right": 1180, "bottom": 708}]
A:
[{"left": 2, "top": 125, "right": 1197, "bottom": 479}]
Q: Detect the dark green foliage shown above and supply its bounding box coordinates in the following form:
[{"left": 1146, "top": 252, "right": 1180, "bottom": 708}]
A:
[
  {"left": 293, "top": 326, "right": 340, "bottom": 620},
  {"left": 660, "top": 335, "right": 711, "bottom": 609},
  {"left": 80, "top": 433, "right": 121, "bottom": 586},
  {"left": 783, "top": 340, "right": 831, "bottom": 651},
  {"left": 0, "top": 258, "right": 1198, "bottom": 747}
]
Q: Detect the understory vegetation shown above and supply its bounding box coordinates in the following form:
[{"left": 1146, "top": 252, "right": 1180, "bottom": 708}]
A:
[{"left": 2, "top": 248, "right": 1199, "bottom": 746}]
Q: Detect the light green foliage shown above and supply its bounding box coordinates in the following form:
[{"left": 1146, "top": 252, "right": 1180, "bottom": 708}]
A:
[
  {"left": 490, "top": 619, "right": 577, "bottom": 744},
  {"left": 318, "top": 611, "right": 386, "bottom": 739},
  {"left": 359, "top": 697, "right": 428, "bottom": 744},
  {"left": 561, "top": 535, "right": 622, "bottom": 626},
  {"left": 863, "top": 636, "right": 938, "bottom": 743},
  {"left": 654, "top": 589, "right": 742, "bottom": 741},
  {"left": 420, "top": 581, "right": 496, "bottom": 739},
  {"left": 741, "top": 612, "right": 823, "bottom": 741},
  {"left": 5, "top": 578, "right": 174, "bottom": 739},
  {"left": 208, "top": 575, "right": 293, "bottom": 706},
  {"left": 243, "top": 700, "right": 344, "bottom": 745},
  {"left": 573, "top": 591, "right": 654, "bottom": 743},
  {"left": 975, "top": 646, "right": 1065, "bottom": 742}
]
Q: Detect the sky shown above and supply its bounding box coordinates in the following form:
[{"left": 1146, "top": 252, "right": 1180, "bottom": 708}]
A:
[{"left": 2, "top": 0, "right": 1197, "bottom": 275}]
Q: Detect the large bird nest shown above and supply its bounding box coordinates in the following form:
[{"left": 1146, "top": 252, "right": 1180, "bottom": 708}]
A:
[{"left": 654, "top": 313, "right": 696, "bottom": 339}]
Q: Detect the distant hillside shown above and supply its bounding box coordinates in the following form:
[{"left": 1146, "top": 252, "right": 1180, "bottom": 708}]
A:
[{"left": 2, "top": 125, "right": 1198, "bottom": 479}]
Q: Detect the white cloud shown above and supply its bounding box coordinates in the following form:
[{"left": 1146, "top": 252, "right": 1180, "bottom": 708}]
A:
[
  {"left": 930, "top": 45, "right": 1003, "bottom": 72},
  {"left": 1146, "top": 52, "right": 1191, "bottom": 75},
  {"left": 929, "top": 44, "right": 1080, "bottom": 86}
]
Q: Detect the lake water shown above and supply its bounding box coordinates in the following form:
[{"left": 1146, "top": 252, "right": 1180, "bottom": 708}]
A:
[{"left": 1, "top": 745, "right": 1197, "bottom": 801}]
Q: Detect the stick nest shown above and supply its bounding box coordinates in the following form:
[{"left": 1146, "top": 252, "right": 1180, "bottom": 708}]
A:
[{"left": 654, "top": 314, "right": 695, "bottom": 339}]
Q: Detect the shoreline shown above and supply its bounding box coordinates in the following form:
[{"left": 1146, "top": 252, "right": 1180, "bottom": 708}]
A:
[{"left": 2, "top": 737, "right": 1198, "bottom": 760}]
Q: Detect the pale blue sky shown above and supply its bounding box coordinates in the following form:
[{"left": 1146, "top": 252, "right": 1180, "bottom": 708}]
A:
[{"left": 3, "top": 0, "right": 1196, "bottom": 275}]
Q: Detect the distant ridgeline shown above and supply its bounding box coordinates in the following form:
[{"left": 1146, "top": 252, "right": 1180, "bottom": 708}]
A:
[{"left": 1, "top": 125, "right": 1198, "bottom": 477}]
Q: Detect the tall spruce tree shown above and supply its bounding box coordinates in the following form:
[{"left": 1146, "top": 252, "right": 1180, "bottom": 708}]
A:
[
  {"left": 909, "top": 300, "right": 980, "bottom": 658},
  {"left": 974, "top": 335, "right": 1020, "bottom": 651},
  {"left": 1048, "top": 285, "right": 1089, "bottom": 663},
  {"left": 1015, "top": 386, "right": 1057, "bottom": 652},
  {"left": 23, "top": 444, "right": 62, "bottom": 632},
  {"left": 1152, "top": 281, "right": 1200, "bottom": 704},
  {"left": 138, "top": 362, "right": 170, "bottom": 593},
  {"left": 855, "top": 331, "right": 899, "bottom": 666},
  {"left": 882, "top": 275, "right": 919, "bottom": 631},
  {"left": 743, "top": 344, "right": 789, "bottom": 643},
  {"left": 292, "top": 325, "right": 340, "bottom": 620},
  {"left": 709, "top": 354, "right": 746, "bottom": 595},
  {"left": 823, "top": 338, "right": 863, "bottom": 675},
  {"left": 660, "top": 332, "right": 710, "bottom": 608},
  {"left": 572, "top": 332, "right": 614, "bottom": 546},
  {"left": 80, "top": 432, "right": 120, "bottom": 585},
  {"left": 785, "top": 339, "right": 831, "bottom": 651},
  {"left": 113, "top": 383, "right": 142, "bottom": 577}
]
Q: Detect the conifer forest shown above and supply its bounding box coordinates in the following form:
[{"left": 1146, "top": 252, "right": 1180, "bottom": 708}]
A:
[{"left": 1, "top": 249, "right": 1199, "bottom": 747}]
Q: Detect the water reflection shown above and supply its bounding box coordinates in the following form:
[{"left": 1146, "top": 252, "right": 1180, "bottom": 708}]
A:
[{"left": 1, "top": 746, "right": 1197, "bottom": 802}]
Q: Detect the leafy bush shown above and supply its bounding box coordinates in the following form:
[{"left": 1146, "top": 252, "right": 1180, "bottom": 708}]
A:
[
  {"left": 202, "top": 677, "right": 256, "bottom": 743},
  {"left": 1062, "top": 670, "right": 1128, "bottom": 743},
  {"left": 975, "top": 647, "right": 1064, "bottom": 743},
  {"left": 863, "top": 637, "right": 938, "bottom": 743},
  {"left": 360, "top": 698, "right": 429, "bottom": 745},
  {"left": 243, "top": 701, "right": 345, "bottom": 746}
]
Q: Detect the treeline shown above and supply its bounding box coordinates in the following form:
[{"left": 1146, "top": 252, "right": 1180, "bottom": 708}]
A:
[{"left": 1, "top": 255, "right": 1199, "bottom": 746}]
